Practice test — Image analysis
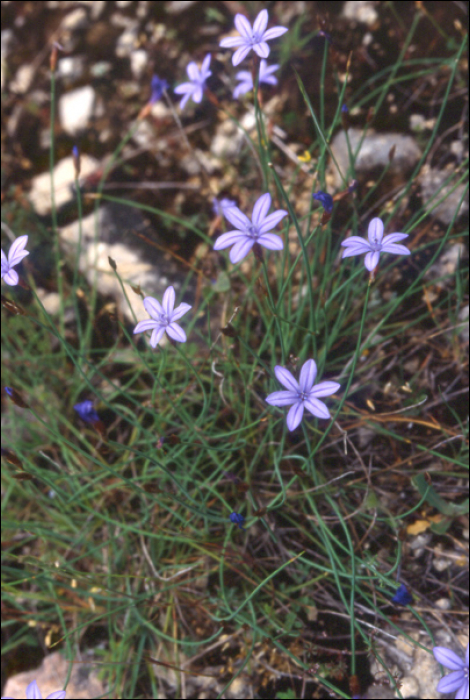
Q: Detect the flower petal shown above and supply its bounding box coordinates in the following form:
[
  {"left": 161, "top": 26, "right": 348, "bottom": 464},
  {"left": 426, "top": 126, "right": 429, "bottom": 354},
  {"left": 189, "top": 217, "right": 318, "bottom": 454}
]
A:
[
  {"left": 170, "top": 302, "right": 191, "bottom": 322},
  {"left": 134, "top": 319, "right": 158, "bottom": 334},
  {"left": 341, "top": 246, "right": 369, "bottom": 259},
  {"left": 213, "top": 231, "right": 246, "bottom": 250},
  {"left": 262, "top": 26, "right": 288, "bottom": 41},
  {"left": 304, "top": 397, "right": 331, "bottom": 419},
  {"left": 380, "top": 243, "right": 411, "bottom": 256},
  {"left": 8, "top": 235, "right": 29, "bottom": 266},
  {"left": 257, "top": 233, "right": 284, "bottom": 250},
  {"left": 232, "top": 45, "right": 253, "bottom": 66},
  {"left": 223, "top": 205, "right": 251, "bottom": 230},
  {"left": 341, "top": 236, "right": 372, "bottom": 251},
  {"left": 191, "top": 85, "right": 203, "bottom": 103},
  {"left": 167, "top": 322, "right": 187, "bottom": 342},
  {"left": 286, "top": 402, "right": 304, "bottom": 431},
  {"left": 364, "top": 250, "right": 380, "bottom": 271},
  {"left": 230, "top": 237, "right": 254, "bottom": 263},
  {"left": 162, "top": 286, "right": 175, "bottom": 315},
  {"left": 178, "top": 91, "right": 192, "bottom": 110},
  {"left": 258, "top": 210, "right": 288, "bottom": 234},
  {"left": 265, "top": 390, "right": 298, "bottom": 406},
  {"left": 274, "top": 365, "right": 299, "bottom": 391},
  {"left": 150, "top": 326, "right": 166, "bottom": 347},
  {"left": 381, "top": 232, "right": 409, "bottom": 245},
  {"left": 299, "top": 359, "right": 317, "bottom": 392},
  {"left": 219, "top": 36, "right": 245, "bottom": 48},
  {"left": 201, "top": 54, "right": 211, "bottom": 75},
  {"left": 253, "top": 9, "right": 268, "bottom": 35},
  {"left": 26, "top": 680, "right": 43, "bottom": 699},
  {"left": 235, "top": 70, "right": 252, "bottom": 82},
  {"left": 456, "top": 678, "right": 469, "bottom": 700},
  {"left": 174, "top": 82, "right": 193, "bottom": 95},
  {"left": 433, "top": 647, "right": 466, "bottom": 670},
  {"left": 234, "top": 13, "right": 253, "bottom": 38},
  {"left": 186, "top": 62, "right": 199, "bottom": 81},
  {"left": 253, "top": 42, "right": 270, "bottom": 58},
  {"left": 252, "top": 193, "right": 271, "bottom": 226},
  {"left": 310, "top": 380, "right": 341, "bottom": 398},
  {"left": 143, "top": 296, "right": 163, "bottom": 319},
  {"left": 233, "top": 80, "right": 252, "bottom": 98},
  {"left": 2, "top": 268, "right": 19, "bottom": 285},
  {"left": 367, "top": 217, "right": 384, "bottom": 246},
  {"left": 436, "top": 670, "right": 466, "bottom": 694},
  {"left": 46, "top": 691, "right": 67, "bottom": 699}
]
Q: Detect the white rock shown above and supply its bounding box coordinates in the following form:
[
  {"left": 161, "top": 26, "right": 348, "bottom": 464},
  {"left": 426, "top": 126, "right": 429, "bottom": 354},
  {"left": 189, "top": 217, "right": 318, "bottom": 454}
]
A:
[
  {"left": 457, "top": 305, "right": 469, "bottom": 343},
  {"left": 28, "top": 154, "right": 100, "bottom": 216},
  {"left": 57, "top": 56, "right": 86, "bottom": 83},
  {"left": 59, "top": 205, "right": 191, "bottom": 325},
  {"left": 420, "top": 163, "right": 469, "bottom": 224},
  {"left": 61, "top": 7, "right": 88, "bottom": 32},
  {"left": 1, "top": 28, "right": 15, "bottom": 90},
  {"left": 10, "top": 64, "right": 35, "bottom": 93},
  {"left": 116, "top": 27, "right": 139, "bottom": 57},
  {"left": 130, "top": 49, "right": 148, "bottom": 79},
  {"left": 343, "top": 0, "right": 378, "bottom": 25},
  {"left": 329, "top": 128, "right": 422, "bottom": 189},
  {"left": 211, "top": 113, "right": 256, "bottom": 160},
  {"left": 58, "top": 85, "right": 97, "bottom": 136}
]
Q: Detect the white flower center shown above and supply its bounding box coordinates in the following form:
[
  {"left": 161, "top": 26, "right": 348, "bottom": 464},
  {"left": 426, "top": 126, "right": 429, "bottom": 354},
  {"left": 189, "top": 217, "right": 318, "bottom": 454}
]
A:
[
  {"left": 248, "top": 224, "right": 260, "bottom": 238},
  {"left": 159, "top": 313, "right": 169, "bottom": 326}
]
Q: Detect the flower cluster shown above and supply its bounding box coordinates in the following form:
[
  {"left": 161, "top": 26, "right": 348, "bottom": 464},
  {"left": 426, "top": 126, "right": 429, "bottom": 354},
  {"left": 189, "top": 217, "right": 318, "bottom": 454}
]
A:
[
  {"left": 341, "top": 217, "right": 410, "bottom": 272},
  {"left": 3, "top": 13, "right": 429, "bottom": 699},
  {"left": 219, "top": 9, "right": 288, "bottom": 66},
  {"left": 174, "top": 54, "right": 212, "bottom": 110},
  {"left": 233, "top": 59, "right": 279, "bottom": 98},
  {"left": 213, "top": 192, "right": 287, "bottom": 264},
  {"left": 133, "top": 286, "right": 191, "bottom": 348},
  {"left": 266, "top": 360, "right": 340, "bottom": 432}
]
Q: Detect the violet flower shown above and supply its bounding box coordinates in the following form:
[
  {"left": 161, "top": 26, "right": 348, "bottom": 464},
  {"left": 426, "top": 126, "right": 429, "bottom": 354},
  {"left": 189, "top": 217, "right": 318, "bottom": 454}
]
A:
[
  {"left": 74, "top": 401, "right": 100, "bottom": 424},
  {"left": 174, "top": 54, "right": 211, "bottom": 110},
  {"left": 266, "top": 359, "right": 340, "bottom": 432},
  {"left": 229, "top": 512, "right": 246, "bottom": 530},
  {"left": 1, "top": 235, "right": 29, "bottom": 286},
  {"left": 433, "top": 644, "right": 469, "bottom": 699},
  {"left": 150, "top": 74, "right": 169, "bottom": 103},
  {"left": 233, "top": 59, "right": 279, "bottom": 98},
  {"left": 220, "top": 9, "right": 287, "bottom": 66},
  {"left": 1, "top": 678, "right": 66, "bottom": 699},
  {"left": 213, "top": 193, "right": 287, "bottom": 264},
  {"left": 341, "top": 217, "right": 410, "bottom": 272},
  {"left": 133, "top": 286, "right": 191, "bottom": 347},
  {"left": 312, "top": 190, "right": 334, "bottom": 213}
]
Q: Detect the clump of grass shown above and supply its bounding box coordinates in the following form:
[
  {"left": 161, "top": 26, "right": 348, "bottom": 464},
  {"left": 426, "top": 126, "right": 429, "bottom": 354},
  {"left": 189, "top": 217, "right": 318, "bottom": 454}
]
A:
[{"left": 2, "top": 5, "right": 468, "bottom": 699}]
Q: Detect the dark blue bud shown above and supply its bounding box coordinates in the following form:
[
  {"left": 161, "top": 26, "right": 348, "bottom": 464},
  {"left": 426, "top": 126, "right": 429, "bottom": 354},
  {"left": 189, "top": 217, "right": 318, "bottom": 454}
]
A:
[
  {"left": 341, "top": 104, "right": 349, "bottom": 113},
  {"left": 312, "top": 191, "right": 334, "bottom": 213},
  {"left": 150, "top": 75, "right": 169, "bottom": 104},
  {"left": 391, "top": 583, "right": 412, "bottom": 606},
  {"left": 74, "top": 400, "right": 100, "bottom": 424},
  {"left": 229, "top": 512, "right": 246, "bottom": 530}
]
